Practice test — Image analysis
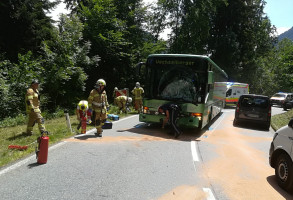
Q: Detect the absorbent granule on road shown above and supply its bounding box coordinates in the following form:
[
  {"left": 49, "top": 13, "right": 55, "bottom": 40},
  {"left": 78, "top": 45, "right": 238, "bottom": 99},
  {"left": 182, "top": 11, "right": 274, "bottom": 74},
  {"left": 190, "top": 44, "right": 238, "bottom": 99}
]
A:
[{"left": 200, "top": 114, "right": 286, "bottom": 200}]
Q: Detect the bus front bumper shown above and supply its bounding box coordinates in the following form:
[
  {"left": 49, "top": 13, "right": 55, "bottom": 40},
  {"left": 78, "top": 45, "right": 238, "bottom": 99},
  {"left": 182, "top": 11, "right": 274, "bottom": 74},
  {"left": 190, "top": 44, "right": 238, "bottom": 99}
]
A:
[{"left": 139, "top": 114, "right": 201, "bottom": 129}]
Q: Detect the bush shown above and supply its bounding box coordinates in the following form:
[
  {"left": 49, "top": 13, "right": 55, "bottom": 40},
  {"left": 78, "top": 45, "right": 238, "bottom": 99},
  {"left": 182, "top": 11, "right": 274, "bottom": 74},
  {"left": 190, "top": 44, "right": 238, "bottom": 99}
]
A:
[{"left": 0, "top": 114, "right": 27, "bottom": 128}]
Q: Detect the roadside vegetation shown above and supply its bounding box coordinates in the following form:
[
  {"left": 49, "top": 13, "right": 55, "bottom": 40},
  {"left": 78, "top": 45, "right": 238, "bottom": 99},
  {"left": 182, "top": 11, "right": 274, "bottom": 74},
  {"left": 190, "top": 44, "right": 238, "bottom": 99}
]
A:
[
  {"left": 271, "top": 109, "right": 293, "bottom": 131},
  {"left": 1, "top": 0, "right": 293, "bottom": 169},
  {"left": 0, "top": 106, "right": 136, "bottom": 168}
]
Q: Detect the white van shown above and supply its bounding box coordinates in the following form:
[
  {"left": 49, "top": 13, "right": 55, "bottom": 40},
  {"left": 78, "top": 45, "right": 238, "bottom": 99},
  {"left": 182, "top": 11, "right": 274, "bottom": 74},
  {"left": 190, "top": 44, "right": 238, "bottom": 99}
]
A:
[{"left": 225, "top": 82, "right": 249, "bottom": 106}]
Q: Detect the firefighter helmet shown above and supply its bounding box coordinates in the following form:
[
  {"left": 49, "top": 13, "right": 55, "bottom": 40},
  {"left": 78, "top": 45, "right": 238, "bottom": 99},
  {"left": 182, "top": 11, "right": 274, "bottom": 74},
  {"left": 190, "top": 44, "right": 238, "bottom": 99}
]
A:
[
  {"left": 96, "top": 79, "right": 106, "bottom": 86},
  {"left": 127, "top": 97, "right": 132, "bottom": 103},
  {"left": 31, "top": 79, "right": 39, "bottom": 85}
]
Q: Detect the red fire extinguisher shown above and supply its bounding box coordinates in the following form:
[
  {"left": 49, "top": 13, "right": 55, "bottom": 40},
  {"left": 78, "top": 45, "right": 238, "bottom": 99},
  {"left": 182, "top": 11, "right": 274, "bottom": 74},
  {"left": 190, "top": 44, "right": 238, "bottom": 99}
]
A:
[
  {"left": 36, "top": 132, "right": 49, "bottom": 164},
  {"left": 81, "top": 116, "right": 87, "bottom": 134}
]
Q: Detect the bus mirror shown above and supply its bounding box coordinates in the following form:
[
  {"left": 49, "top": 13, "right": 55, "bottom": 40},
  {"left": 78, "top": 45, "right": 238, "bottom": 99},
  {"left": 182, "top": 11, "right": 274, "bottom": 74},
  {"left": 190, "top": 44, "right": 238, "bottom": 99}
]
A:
[
  {"left": 208, "top": 71, "right": 214, "bottom": 84},
  {"left": 136, "top": 62, "right": 145, "bottom": 76}
]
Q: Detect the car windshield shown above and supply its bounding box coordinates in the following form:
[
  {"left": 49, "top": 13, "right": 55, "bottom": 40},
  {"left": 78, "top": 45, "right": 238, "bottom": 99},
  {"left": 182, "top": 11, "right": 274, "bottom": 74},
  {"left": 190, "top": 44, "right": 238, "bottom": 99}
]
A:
[
  {"left": 241, "top": 97, "right": 269, "bottom": 108},
  {"left": 272, "top": 93, "right": 286, "bottom": 98}
]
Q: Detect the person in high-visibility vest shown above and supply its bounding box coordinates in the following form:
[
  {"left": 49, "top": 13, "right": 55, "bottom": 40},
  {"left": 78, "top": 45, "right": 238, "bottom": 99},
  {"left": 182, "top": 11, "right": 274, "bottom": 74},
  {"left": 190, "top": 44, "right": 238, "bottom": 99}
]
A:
[
  {"left": 115, "top": 95, "right": 132, "bottom": 113},
  {"left": 76, "top": 100, "right": 92, "bottom": 134},
  {"left": 88, "top": 79, "right": 109, "bottom": 137},
  {"left": 25, "top": 79, "right": 46, "bottom": 136},
  {"left": 131, "top": 82, "right": 144, "bottom": 113}
]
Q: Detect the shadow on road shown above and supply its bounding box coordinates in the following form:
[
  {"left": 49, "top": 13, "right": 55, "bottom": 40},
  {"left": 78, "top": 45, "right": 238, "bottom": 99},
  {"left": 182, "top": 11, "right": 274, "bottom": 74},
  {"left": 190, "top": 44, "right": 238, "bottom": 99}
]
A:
[
  {"left": 74, "top": 134, "right": 99, "bottom": 140},
  {"left": 233, "top": 121, "right": 270, "bottom": 132},
  {"left": 117, "top": 123, "right": 204, "bottom": 142},
  {"left": 116, "top": 113, "right": 225, "bottom": 142},
  {"left": 27, "top": 162, "right": 45, "bottom": 169},
  {"left": 266, "top": 175, "right": 293, "bottom": 199}
]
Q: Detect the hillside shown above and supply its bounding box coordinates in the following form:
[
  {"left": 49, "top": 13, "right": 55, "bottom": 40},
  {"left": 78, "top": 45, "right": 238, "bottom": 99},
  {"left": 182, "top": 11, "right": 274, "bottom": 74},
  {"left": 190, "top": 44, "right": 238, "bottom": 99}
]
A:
[{"left": 278, "top": 26, "right": 293, "bottom": 41}]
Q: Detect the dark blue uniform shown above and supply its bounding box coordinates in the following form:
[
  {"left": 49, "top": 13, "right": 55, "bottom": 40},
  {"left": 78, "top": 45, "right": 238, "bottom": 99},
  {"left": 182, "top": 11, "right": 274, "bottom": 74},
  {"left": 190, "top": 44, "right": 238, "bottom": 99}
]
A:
[{"left": 158, "top": 104, "right": 182, "bottom": 138}]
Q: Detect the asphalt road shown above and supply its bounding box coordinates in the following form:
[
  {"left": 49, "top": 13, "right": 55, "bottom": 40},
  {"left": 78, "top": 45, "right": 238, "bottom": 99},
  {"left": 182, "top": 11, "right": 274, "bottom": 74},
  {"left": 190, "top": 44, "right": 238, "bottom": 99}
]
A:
[{"left": 0, "top": 107, "right": 292, "bottom": 200}]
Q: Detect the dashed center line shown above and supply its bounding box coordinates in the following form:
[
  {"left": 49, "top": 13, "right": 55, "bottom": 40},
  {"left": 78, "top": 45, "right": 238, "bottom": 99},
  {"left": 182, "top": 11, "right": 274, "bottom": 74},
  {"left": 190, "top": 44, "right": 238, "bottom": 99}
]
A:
[{"left": 191, "top": 141, "right": 199, "bottom": 162}]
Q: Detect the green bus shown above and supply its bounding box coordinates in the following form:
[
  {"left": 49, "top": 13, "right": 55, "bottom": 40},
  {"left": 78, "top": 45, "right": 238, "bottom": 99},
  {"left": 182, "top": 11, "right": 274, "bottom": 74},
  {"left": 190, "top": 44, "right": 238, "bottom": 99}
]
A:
[{"left": 137, "top": 54, "right": 228, "bottom": 130}]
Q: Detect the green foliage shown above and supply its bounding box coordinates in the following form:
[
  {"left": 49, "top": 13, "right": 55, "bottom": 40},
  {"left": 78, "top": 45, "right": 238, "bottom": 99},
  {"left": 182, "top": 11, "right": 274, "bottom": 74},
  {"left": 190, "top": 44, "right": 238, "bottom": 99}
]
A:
[
  {"left": 40, "top": 14, "right": 94, "bottom": 110},
  {"left": 0, "top": 114, "right": 27, "bottom": 128},
  {"left": 0, "top": 0, "right": 57, "bottom": 62},
  {"left": 0, "top": 53, "right": 43, "bottom": 119},
  {"left": 273, "top": 38, "right": 293, "bottom": 93},
  {"left": 252, "top": 38, "right": 293, "bottom": 96}
]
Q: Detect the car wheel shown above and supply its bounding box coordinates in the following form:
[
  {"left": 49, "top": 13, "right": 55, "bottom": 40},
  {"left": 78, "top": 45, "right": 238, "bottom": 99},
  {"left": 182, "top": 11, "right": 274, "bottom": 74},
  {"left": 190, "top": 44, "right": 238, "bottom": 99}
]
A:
[
  {"left": 275, "top": 153, "right": 293, "bottom": 192},
  {"left": 233, "top": 119, "right": 238, "bottom": 126},
  {"left": 283, "top": 105, "right": 287, "bottom": 111}
]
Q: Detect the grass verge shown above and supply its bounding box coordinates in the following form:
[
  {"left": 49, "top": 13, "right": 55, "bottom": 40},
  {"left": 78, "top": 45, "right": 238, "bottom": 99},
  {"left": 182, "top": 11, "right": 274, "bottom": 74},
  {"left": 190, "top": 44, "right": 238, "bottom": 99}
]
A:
[
  {"left": 0, "top": 107, "right": 138, "bottom": 169},
  {"left": 271, "top": 109, "right": 293, "bottom": 131}
]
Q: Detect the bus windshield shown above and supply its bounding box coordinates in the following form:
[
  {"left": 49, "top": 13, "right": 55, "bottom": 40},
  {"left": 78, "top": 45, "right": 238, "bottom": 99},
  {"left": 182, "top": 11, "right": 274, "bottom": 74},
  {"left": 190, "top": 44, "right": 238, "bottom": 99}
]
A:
[{"left": 146, "top": 57, "right": 207, "bottom": 103}]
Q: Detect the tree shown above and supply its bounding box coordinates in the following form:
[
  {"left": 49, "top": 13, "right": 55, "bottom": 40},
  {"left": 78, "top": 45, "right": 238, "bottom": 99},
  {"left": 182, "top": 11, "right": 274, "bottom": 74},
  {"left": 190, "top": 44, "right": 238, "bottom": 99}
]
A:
[
  {"left": 154, "top": 0, "right": 276, "bottom": 85},
  {"left": 40, "top": 14, "right": 96, "bottom": 110},
  {"left": 0, "top": 0, "right": 58, "bottom": 62},
  {"left": 0, "top": 52, "right": 43, "bottom": 120},
  {"left": 209, "top": 0, "right": 276, "bottom": 83},
  {"left": 272, "top": 38, "right": 293, "bottom": 93}
]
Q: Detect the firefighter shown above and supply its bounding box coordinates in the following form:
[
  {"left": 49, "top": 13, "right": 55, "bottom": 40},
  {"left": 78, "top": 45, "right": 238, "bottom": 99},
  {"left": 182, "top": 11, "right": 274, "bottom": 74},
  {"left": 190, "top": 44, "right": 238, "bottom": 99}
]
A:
[
  {"left": 115, "top": 95, "right": 132, "bottom": 113},
  {"left": 75, "top": 100, "right": 92, "bottom": 134},
  {"left": 113, "top": 87, "right": 118, "bottom": 99},
  {"left": 88, "top": 79, "right": 109, "bottom": 137},
  {"left": 158, "top": 103, "right": 182, "bottom": 138},
  {"left": 131, "top": 82, "right": 144, "bottom": 113},
  {"left": 25, "top": 79, "right": 46, "bottom": 136}
]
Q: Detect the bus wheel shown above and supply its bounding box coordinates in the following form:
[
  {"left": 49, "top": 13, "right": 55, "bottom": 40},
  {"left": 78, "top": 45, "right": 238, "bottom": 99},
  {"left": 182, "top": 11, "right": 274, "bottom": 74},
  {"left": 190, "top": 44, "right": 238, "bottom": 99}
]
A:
[{"left": 208, "top": 108, "right": 212, "bottom": 123}]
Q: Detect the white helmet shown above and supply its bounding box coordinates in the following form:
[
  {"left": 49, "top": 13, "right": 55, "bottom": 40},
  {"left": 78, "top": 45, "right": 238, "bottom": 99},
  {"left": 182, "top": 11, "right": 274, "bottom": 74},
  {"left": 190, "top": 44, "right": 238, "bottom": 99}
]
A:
[
  {"left": 127, "top": 97, "right": 132, "bottom": 103},
  {"left": 114, "top": 87, "right": 118, "bottom": 91},
  {"left": 96, "top": 79, "right": 106, "bottom": 86},
  {"left": 136, "top": 82, "right": 140, "bottom": 87}
]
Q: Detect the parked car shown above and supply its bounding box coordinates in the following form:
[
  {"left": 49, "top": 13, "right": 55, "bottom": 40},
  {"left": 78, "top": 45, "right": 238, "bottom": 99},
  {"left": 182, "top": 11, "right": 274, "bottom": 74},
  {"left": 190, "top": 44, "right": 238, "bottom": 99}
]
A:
[
  {"left": 269, "top": 118, "right": 293, "bottom": 193},
  {"left": 270, "top": 92, "right": 291, "bottom": 107},
  {"left": 283, "top": 93, "right": 293, "bottom": 111},
  {"left": 233, "top": 94, "right": 271, "bottom": 130}
]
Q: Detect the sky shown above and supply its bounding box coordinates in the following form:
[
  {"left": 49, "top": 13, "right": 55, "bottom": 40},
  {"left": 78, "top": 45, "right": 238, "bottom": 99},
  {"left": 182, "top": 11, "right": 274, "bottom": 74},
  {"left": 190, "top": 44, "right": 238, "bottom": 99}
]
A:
[
  {"left": 263, "top": 0, "right": 293, "bottom": 35},
  {"left": 48, "top": 0, "right": 293, "bottom": 36}
]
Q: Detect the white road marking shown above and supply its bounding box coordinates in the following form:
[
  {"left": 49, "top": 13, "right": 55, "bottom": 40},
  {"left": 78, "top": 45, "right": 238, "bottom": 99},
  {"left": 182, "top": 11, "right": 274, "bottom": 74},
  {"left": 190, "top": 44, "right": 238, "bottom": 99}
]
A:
[
  {"left": 222, "top": 109, "right": 235, "bottom": 113},
  {"left": 191, "top": 141, "right": 199, "bottom": 162},
  {"left": 0, "top": 155, "right": 34, "bottom": 177},
  {"left": 203, "top": 188, "right": 216, "bottom": 200}
]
